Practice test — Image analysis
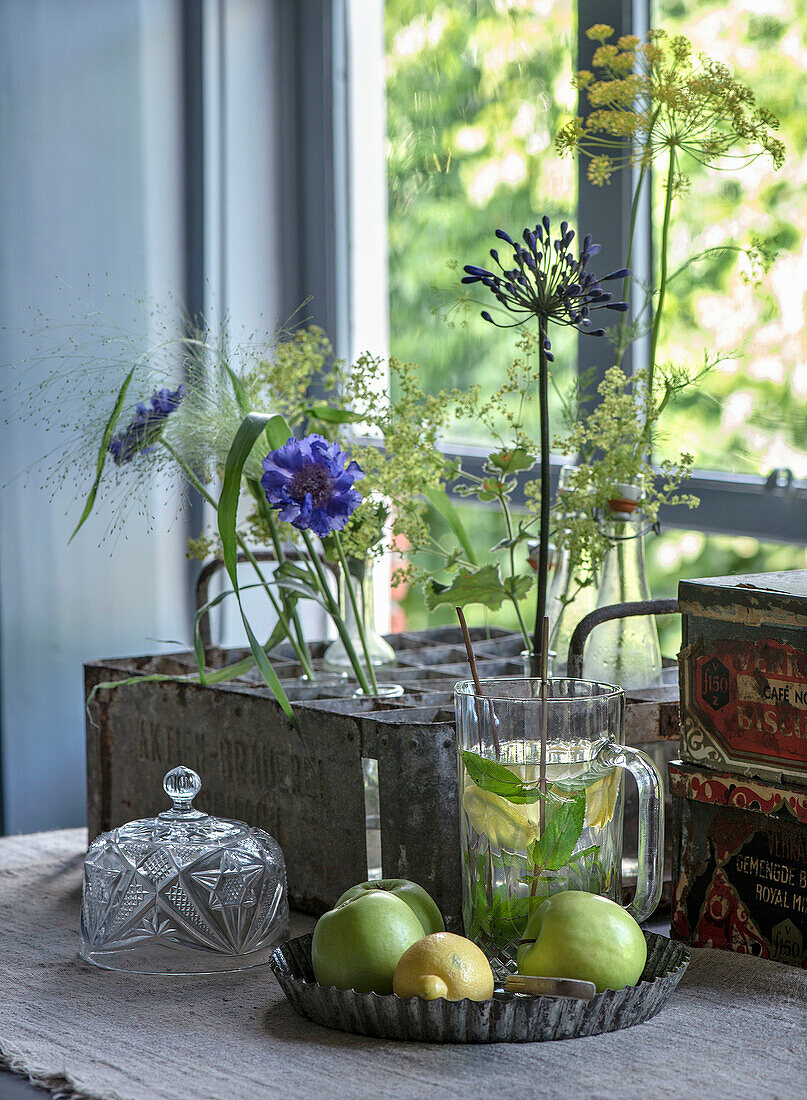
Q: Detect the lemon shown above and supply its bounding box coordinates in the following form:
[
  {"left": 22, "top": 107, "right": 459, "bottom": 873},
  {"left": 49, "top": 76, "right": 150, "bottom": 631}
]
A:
[{"left": 393, "top": 932, "right": 494, "bottom": 1002}]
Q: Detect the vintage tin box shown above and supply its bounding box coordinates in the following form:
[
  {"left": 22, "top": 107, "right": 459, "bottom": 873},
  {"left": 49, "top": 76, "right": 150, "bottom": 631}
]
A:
[
  {"left": 670, "top": 760, "right": 807, "bottom": 967},
  {"left": 678, "top": 570, "right": 807, "bottom": 787}
]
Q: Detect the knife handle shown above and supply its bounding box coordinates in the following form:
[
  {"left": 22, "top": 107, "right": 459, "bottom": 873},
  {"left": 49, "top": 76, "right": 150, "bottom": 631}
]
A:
[{"left": 504, "top": 974, "right": 597, "bottom": 1000}]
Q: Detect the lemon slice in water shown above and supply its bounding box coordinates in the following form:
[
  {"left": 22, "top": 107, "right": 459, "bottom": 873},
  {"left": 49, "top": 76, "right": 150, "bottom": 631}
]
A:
[
  {"left": 462, "top": 781, "right": 542, "bottom": 851},
  {"left": 582, "top": 770, "right": 620, "bottom": 829}
]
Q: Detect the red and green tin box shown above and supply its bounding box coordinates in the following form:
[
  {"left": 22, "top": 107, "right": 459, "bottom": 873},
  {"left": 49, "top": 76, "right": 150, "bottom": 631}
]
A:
[
  {"left": 678, "top": 570, "right": 807, "bottom": 788},
  {"left": 670, "top": 761, "right": 807, "bottom": 967},
  {"left": 672, "top": 570, "right": 807, "bottom": 967}
]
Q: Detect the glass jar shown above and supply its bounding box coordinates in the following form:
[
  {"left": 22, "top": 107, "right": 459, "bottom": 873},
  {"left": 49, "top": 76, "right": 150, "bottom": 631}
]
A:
[{"left": 547, "top": 546, "right": 598, "bottom": 678}]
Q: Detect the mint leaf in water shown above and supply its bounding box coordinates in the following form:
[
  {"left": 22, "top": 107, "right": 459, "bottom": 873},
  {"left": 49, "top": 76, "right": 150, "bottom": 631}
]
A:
[
  {"left": 459, "top": 749, "right": 544, "bottom": 805},
  {"left": 526, "top": 790, "right": 586, "bottom": 871}
]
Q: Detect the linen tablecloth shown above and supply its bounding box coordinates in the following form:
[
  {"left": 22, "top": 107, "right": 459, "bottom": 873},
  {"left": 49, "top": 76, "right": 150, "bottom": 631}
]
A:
[{"left": 0, "top": 829, "right": 805, "bottom": 1100}]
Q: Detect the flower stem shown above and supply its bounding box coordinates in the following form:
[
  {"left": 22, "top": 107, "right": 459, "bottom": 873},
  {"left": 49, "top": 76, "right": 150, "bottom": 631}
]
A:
[
  {"left": 160, "top": 441, "right": 315, "bottom": 678},
  {"left": 647, "top": 146, "right": 677, "bottom": 407},
  {"left": 331, "top": 530, "right": 381, "bottom": 695},
  {"left": 299, "top": 529, "right": 374, "bottom": 695},
  {"left": 616, "top": 163, "right": 649, "bottom": 365},
  {"left": 531, "top": 319, "right": 551, "bottom": 671},
  {"left": 245, "top": 476, "right": 314, "bottom": 677}
]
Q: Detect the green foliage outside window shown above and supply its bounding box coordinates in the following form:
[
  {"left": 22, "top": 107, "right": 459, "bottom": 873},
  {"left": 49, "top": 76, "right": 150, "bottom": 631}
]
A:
[{"left": 386, "top": 0, "right": 806, "bottom": 642}]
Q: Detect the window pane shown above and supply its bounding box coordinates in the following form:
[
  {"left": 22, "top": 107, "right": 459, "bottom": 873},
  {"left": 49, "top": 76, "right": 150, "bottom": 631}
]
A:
[
  {"left": 385, "top": 0, "right": 577, "bottom": 440},
  {"left": 647, "top": 528, "right": 807, "bottom": 657},
  {"left": 653, "top": 0, "right": 806, "bottom": 478}
]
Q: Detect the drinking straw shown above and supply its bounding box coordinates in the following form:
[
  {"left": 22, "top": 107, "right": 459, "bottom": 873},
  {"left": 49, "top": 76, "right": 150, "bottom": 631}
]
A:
[{"left": 456, "top": 606, "right": 500, "bottom": 757}]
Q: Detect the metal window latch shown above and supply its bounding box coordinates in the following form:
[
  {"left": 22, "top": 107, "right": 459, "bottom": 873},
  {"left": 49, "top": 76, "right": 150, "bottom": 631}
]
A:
[{"left": 765, "top": 467, "right": 795, "bottom": 498}]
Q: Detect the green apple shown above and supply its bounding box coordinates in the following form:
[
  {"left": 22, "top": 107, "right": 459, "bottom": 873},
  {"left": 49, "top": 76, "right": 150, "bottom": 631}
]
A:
[
  {"left": 312, "top": 891, "right": 425, "bottom": 994},
  {"left": 516, "top": 890, "right": 647, "bottom": 994},
  {"left": 335, "top": 879, "right": 444, "bottom": 936}
]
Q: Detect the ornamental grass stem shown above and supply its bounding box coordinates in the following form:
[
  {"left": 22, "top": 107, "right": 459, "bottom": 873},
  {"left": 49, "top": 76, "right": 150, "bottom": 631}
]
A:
[
  {"left": 245, "top": 476, "right": 314, "bottom": 678},
  {"left": 647, "top": 147, "right": 677, "bottom": 400},
  {"left": 499, "top": 492, "right": 532, "bottom": 652}
]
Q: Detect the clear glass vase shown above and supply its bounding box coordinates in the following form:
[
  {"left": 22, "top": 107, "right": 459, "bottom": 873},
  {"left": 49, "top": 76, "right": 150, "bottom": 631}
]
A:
[
  {"left": 583, "top": 500, "right": 663, "bottom": 690},
  {"left": 323, "top": 555, "right": 396, "bottom": 675}
]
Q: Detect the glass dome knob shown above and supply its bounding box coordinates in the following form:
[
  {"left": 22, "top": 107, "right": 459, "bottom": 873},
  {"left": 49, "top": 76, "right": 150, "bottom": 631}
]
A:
[{"left": 163, "top": 766, "right": 202, "bottom": 811}]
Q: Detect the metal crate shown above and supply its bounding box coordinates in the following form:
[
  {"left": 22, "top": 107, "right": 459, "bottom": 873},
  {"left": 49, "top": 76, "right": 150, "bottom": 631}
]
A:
[{"left": 86, "top": 626, "right": 681, "bottom": 923}]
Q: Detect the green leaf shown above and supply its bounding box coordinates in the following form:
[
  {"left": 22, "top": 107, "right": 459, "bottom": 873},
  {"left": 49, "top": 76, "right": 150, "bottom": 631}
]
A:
[
  {"left": 459, "top": 749, "right": 544, "bottom": 805},
  {"left": 264, "top": 413, "right": 294, "bottom": 451},
  {"left": 426, "top": 563, "right": 518, "bottom": 612},
  {"left": 489, "top": 892, "right": 544, "bottom": 944},
  {"left": 497, "top": 849, "right": 531, "bottom": 872},
  {"left": 487, "top": 447, "right": 535, "bottom": 474},
  {"left": 566, "top": 843, "right": 599, "bottom": 866},
  {"left": 271, "top": 560, "right": 328, "bottom": 604},
  {"left": 502, "top": 573, "right": 534, "bottom": 602},
  {"left": 217, "top": 413, "right": 297, "bottom": 725},
  {"left": 69, "top": 366, "right": 136, "bottom": 542},
  {"left": 302, "top": 404, "right": 361, "bottom": 425},
  {"left": 527, "top": 791, "right": 586, "bottom": 872},
  {"left": 425, "top": 486, "right": 478, "bottom": 566},
  {"left": 85, "top": 645, "right": 279, "bottom": 714},
  {"left": 221, "top": 362, "right": 250, "bottom": 415},
  {"left": 274, "top": 560, "right": 317, "bottom": 585}
]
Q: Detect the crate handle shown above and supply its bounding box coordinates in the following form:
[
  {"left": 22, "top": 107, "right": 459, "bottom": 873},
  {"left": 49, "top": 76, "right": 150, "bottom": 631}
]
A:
[
  {"left": 567, "top": 598, "right": 679, "bottom": 679},
  {"left": 195, "top": 551, "right": 339, "bottom": 651}
]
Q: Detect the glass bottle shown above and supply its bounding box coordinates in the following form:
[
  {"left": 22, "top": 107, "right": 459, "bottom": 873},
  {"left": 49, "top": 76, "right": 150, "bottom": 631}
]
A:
[
  {"left": 323, "top": 555, "right": 396, "bottom": 673},
  {"left": 547, "top": 464, "right": 598, "bottom": 677},
  {"left": 548, "top": 546, "right": 598, "bottom": 678},
  {"left": 583, "top": 490, "right": 663, "bottom": 690}
]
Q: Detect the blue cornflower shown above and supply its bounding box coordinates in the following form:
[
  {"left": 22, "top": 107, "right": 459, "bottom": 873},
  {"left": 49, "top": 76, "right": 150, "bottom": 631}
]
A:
[
  {"left": 261, "top": 434, "right": 363, "bottom": 537},
  {"left": 462, "top": 217, "right": 629, "bottom": 360},
  {"left": 108, "top": 385, "right": 185, "bottom": 465}
]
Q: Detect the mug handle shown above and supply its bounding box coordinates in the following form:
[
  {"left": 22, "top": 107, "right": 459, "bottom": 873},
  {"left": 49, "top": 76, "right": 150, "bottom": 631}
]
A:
[{"left": 597, "top": 741, "right": 664, "bottom": 924}]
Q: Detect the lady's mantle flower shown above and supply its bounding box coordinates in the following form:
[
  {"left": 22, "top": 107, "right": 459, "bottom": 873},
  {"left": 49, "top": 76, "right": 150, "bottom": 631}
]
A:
[
  {"left": 108, "top": 385, "right": 185, "bottom": 465},
  {"left": 462, "top": 217, "right": 628, "bottom": 357},
  {"left": 261, "top": 433, "right": 363, "bottom": 537}
]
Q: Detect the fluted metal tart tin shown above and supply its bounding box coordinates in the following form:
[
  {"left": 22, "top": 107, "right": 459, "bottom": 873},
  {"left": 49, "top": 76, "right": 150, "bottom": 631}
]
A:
[{"left": 269, "top": 930, "right": 689, "bottom": 1043}]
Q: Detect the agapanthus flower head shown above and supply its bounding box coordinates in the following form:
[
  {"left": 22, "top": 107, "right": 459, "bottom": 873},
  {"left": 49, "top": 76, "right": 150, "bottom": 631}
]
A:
[
  {"left": 556, "top": 25, "right": 785, "bottom": 186},
  {"left": 108, "top": 384, "right": 185, "bottom": 465},
  {"left": 261, "top": 433, "right": 363, "bottom": 537},
  {"left": 462, "top": 219, "right": 629, "bottom": 356}
]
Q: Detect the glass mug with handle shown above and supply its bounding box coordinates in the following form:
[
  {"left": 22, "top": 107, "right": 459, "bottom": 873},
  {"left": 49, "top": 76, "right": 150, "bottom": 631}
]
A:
[{"left": 455, "top": 677, "right": 664, "bottom": 969}]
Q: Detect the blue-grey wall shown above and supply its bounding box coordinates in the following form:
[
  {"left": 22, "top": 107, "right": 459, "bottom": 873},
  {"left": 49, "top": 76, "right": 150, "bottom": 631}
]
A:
[{"left": 0, "top": 0, "right": 189, "bottom": 834}]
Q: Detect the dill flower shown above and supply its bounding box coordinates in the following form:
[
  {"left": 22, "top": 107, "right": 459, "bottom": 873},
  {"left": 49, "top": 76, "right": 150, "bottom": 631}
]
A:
[{"left": 556, "top": 25, "right": 785, "bottom": 186}]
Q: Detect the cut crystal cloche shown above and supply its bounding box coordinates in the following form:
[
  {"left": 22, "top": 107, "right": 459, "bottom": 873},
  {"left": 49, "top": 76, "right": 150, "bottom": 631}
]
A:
[{"left": 80, "top": 765, "right": 289, "bottom": 974}]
